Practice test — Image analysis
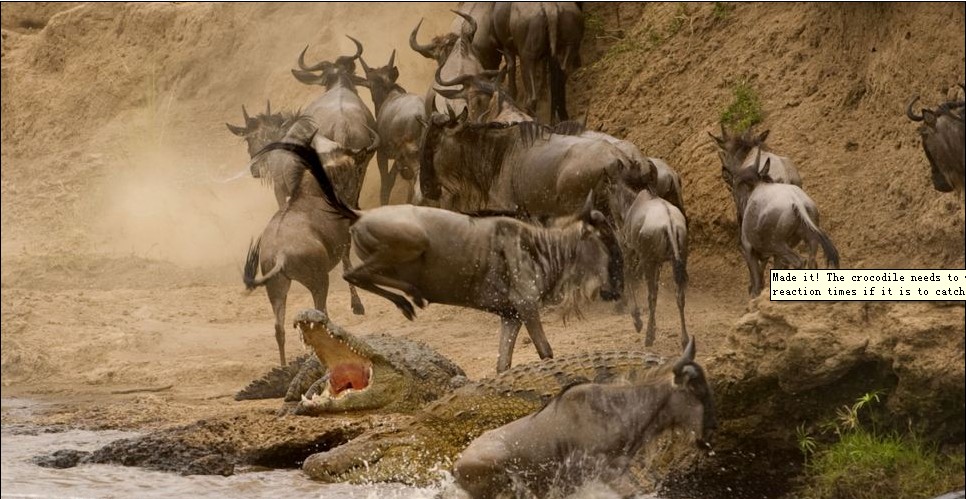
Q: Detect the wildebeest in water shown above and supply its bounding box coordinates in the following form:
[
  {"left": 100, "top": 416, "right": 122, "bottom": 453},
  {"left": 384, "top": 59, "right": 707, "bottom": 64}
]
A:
[{"left": 453, "top": 337, "right": 715, "bottom": 499}]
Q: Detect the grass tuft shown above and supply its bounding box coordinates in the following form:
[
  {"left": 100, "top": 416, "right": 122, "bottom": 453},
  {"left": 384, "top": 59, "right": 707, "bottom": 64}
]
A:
[{"left": 720, "top": 80, "right": 763, "bottom": 133}]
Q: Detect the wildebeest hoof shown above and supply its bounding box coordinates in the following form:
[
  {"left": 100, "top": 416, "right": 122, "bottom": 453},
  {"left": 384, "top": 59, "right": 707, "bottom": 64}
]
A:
[
  {"left": 412, "top": 295, "right": 426, "bottom": 308},
  {"left": 397, "top": 301, "right": 417, "bottom": 320},
  {"left": 632, "top": 312, "right": 643, "bottom": 333}
]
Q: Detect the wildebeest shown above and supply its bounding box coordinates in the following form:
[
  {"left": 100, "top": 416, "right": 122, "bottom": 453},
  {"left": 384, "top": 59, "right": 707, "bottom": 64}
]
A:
[
  {"left": 290, "top": 36, "right": 378, "bottom": 208},
  {"left": 906, "top": 87, "right": 965, "bottom": 201},
  {"left": 226, "top": 101, "right": 298, "bottom": 159},
  {"left": 419, "top": 106, "right": 643, "bottom": 222},
  {"left": 489, "top": 2, "right": 584, "bottom": 122},
  {"left": 256, "top": 140, "right": 623, "bottom": 373},
  {"left": 709, "top": 127, "right": 802, "bottom": 224},
  {"left": 243, "top": 125, "right": 377, "bottom": 366},
  {"left": 410, "top": 11, "right": 486, "bottom": 116},
  {"left": 358, "top": 51, "right": 426, "bottom": 204},
  {"left": 734, "top": 153, "right": 839, "bottom": 296},
  {"left": 619, "top": 172, "right": 689, "bottom": 348},
  {"left": 453, "top": 337, "right": 715, "bottom": 498}
]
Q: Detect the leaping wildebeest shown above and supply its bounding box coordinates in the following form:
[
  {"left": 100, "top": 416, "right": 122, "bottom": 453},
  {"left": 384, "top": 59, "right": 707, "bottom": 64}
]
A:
[
  {"left": 358, "top": 50, "right": 426, "bottom": 205},
  {"left": 453, "top": 337, "right": 715, "bottom": 498},
  {"left": 906, "top": 86, "right": 965, "bottom": 210},
  {"left": 255, "top": 141, "right": 624, "bottom": 373},
  {"left": 733, "top": 152, "right": 839, "bottom": 296},
  {"left": 243, "top": 122, "right": 378, "bottom": 366},
  {"left": 709, "top": 127, "right": 802, "bottom": 225}
]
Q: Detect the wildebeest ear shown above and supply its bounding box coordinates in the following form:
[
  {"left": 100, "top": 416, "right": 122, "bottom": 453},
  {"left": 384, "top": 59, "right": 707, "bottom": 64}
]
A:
[
  {"left": 708, "top": 131, "right": 725, "bottom": 148},
  {"left": 757, "top": 129, "right": 770, "bottom": 144},
  {"left": 389, "top": 66, "right": 400, "bottom": 82},
  {"left": 922, "top": 109, "right": 937, "bottom": 127},
  {"left": 673, "top": 336, "right": 696, "bottom": 377},
  {"left": 226, "top": 123, "right": 248, "bottom": 136},
  {"left": 456, "top": 105, "right": 469, "bottom": 123},
  {"left": 760, "top": 158, "right": 771, "bottom": 178}
]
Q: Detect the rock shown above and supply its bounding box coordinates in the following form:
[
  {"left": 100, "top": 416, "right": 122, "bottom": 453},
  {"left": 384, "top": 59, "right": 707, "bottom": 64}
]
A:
[{"left": 32, "top": 449, "right": 90, "bottom": 468}]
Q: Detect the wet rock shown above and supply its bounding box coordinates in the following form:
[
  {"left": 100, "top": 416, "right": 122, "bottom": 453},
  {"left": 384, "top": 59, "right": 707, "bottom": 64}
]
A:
[
  {"left": 33, "top": 449, "right": 90, "bottom": 468},
  {"left": 183, "top": 454, "right": 234, "bottom": 476}
]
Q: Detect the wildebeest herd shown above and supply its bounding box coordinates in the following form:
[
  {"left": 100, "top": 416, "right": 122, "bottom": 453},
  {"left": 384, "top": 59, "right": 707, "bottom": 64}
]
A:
[{"left": 223, "top": 4, "right": 965, "bottom": 496}]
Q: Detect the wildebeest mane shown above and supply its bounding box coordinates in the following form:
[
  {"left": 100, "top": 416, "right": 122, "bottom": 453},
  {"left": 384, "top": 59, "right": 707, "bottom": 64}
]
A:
[
  {"left": 553, "top": 119, "right": 587, "bottom": 136},
  {"left": 254, "top": 141, "right": 359, "bottom": 222}
]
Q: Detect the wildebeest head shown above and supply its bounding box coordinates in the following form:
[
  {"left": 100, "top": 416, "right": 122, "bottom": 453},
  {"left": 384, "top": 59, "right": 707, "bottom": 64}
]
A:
[
  {"left": 906, "top": 90, "right": 965, "bottom": 193},
  {"left": 291, "top": 36, "right": 367, "bottom": 90},
  {"left": 708, "top": 125, "right": 770, "bottom": 190},
  {"left": 358, "top": 50, "right": 400, "bottom": 95},
  {"left": 433, "top": 66, "right": 508, "bottom": 122},
  {"left": 558, "top": 193, "right": 624, "bottom": 304},
  {"left": 409, "top": 12, "right": 475, "bottom": 64},
  {"left": 226, "top": 101, "right": 300, "bottom": 169},
  {"left": 669, "top": 337, "right": 717, "bottom": 450}
]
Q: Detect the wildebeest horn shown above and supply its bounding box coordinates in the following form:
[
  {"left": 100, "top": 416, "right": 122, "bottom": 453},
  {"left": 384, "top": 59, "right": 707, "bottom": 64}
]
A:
[
  {"left": 359, "top": 55, "right": 372, "bottom": 74},
  {"left": 452, "top": 10, "right": 477, "bottom": 42},
  {"left": 297, "top": 46, "right": 328, "bottom": 72},
  {"left": 242, "top": 105, "right": 251, "bottom": 124},
  {"left": 753, "top": 148, "right": 762, "bottom": 174},
  {"left": 435, "top": 65, "right": 473, "bottom": 89},
  {"left": 409, "top": 19, "right": 435, "bottom": 59},
  {"left": 906, "top": 95, "right": 923, "bottom": 122},
  {"left": 673, "top": 336, "right": 696, "bottom": 375},
  {"left": 346, "top": 35, "right": 364, "bottom": 60},
  {"left": 388, "top": 49, "right": 396, "bottom": 68}
]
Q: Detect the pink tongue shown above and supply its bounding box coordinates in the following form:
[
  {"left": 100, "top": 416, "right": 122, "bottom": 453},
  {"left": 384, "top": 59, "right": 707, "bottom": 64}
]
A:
[{"left": 329, "top": 364, "right": 369, "bottom": 395}]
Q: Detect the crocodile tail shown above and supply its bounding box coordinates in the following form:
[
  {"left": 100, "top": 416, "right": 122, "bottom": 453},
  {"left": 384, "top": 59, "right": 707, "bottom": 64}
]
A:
[{"left": 235, "top": 354, "right": 310, "bottom": 400}]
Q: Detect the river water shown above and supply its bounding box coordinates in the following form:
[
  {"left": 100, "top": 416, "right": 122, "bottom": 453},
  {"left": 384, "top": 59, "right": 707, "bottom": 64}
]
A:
[{"left": 1, "top": 398, "right": 639, "bottom": 499}]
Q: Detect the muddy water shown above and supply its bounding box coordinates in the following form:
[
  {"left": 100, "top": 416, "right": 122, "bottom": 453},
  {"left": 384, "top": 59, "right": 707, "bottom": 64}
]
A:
[
  {"left": 1, "top": 399, "right": 645, "bottom": 499},
  {"left": 0, "top": 399, "right": 443, "bottom": 499}
]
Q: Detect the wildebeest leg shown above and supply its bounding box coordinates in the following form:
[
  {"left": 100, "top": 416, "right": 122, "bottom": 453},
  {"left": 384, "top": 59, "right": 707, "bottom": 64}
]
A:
[
  {"left": 643, "top": 263, "right": 660, "bottom": 347},
  {"left": 519, "top": 308, "right": 553, "bottom": 361},
  {"left": 505, "top": 51, "right": 519, "bottom": 101},
  {"left": 340, "top": 247, "right": 365, "bottom": 315},
  {"left": 266, "top": 276, "right": 292, "bottom": 366},
  {"left": 521, "top": 55, "right": 541, "bottom": 116},
  {"left": 675, "top": 261, "right": 689, "bottom": 349},
  {"left": 376, "top": 147, "right": 394, "bottom": 206},
  {"left": 343, "top": 260, "right": 419, "bottom": 320},
  {"left": 742, "top": 246, "right": 764, "bottom": 297},
  {"left": 497, "top": 315, "right": 523, "bottom": 373},
  {"left": 628, "top": 276, "right": 644, "bottom": 334},
  {"left": 548, "top": 58, "right": 568, "bottom": 122}
]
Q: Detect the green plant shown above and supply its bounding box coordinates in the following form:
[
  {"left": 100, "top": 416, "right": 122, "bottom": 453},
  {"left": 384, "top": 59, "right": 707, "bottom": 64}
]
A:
[
  {"left": 719, "top": 80, "right": 763, "bottom": 133},
  {"left": 584, "top": 11, "right": 605, "bottom": 38},
  {"left": 712, "top": 2, "right": 735, "bottom": 22},
  {"left": 797, "top": 391, "right": 965, "bottom": 499}
]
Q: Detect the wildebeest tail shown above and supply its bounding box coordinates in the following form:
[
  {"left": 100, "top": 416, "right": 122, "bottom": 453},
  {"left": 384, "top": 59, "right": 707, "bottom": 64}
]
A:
[
  {"left": 256, "top": 142, "right": 360, "bottom": 223},
  {"left": 794, "top": 204, "right": 840, "bottom": 268},
  {"left": 666, "top": 225, "right": 689, "bottom": 290},
  {"left": 243, "top": 237, "right": 285, "bottom": 290}
]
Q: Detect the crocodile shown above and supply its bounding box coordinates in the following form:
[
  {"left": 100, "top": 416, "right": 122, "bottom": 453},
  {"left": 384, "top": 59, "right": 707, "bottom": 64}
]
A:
[
  {"left": 38, "top": 350, "right": 665, "bottom": 480},
  {"left": 237, "top": 309, "right": 467, "bottom": 415},
  {"left": 301, "top": 350, "right": 666, "bottom": 485}
]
